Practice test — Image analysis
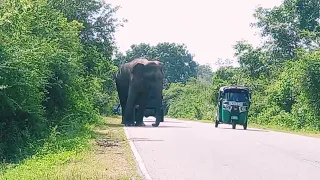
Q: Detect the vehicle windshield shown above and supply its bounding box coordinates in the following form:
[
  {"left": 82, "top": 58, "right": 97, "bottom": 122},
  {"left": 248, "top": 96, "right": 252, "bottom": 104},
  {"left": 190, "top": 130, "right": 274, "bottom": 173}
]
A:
[{"left": 224, "top": 91, "right": 249, "bottom": 102}]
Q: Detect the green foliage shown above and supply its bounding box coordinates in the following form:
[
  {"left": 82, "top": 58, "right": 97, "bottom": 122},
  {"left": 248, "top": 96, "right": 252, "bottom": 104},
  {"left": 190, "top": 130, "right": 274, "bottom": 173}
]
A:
[
  {"left": 164, "top": 0, "right": 320, "bottom": 133},
  {"left": 1, "top": 0, "right": 319, "bottom": 168},
  {"left": 237, "top": 0, "right": 320, "bottom": 131},
  {"left": 164, "top": 78, "right": 214, "bottom": 120},
  {"left": 196, "top": 64, "right": 214, "bottom": 84},
  {"left": 48, "top": 0, "right": 124, "bottom": 115},
  {"left": 233, "top": 41, "right": 270, "bottom": 78},
  {"left": 252, "top": 0, "right": 320, "bottom": 61},
  {"left": 250, "top": 51, "right": 320, "bottom": 131},
  {"left": 0, "top": 122, "right": 94, "bottom": 179},
  {"left": 0, "top": 0, "right": 120, "bottom": 162}
]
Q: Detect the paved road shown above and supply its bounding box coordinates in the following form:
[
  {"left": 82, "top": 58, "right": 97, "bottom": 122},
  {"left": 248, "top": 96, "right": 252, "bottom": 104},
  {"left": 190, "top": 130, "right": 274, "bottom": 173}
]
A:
[{"left": 125, "top": 117, "right": 320, "bottom": 180}]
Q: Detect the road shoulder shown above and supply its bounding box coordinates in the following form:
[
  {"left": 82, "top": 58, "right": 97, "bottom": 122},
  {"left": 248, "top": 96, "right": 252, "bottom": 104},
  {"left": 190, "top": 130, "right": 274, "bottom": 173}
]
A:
[
  {"left": 124, "top": 126, "right": 152, "bottom": 180},
  {"left": 88, "top": 117, "right": 143, "bottom": 179}
]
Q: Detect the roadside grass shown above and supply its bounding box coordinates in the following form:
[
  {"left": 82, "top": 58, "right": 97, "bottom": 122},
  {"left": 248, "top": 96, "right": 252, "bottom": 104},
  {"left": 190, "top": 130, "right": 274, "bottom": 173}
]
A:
[
  {"left": 167, "top": 116, "right": 320, "bottom": 138},
  {"left": 0, "top": 117, "right": 141, "bottom": 180}
]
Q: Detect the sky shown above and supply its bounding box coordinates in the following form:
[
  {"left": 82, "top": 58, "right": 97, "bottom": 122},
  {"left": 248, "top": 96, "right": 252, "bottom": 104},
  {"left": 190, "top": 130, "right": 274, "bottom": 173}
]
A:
[{"left": 107, "top": 0, "right": 283, "bottom": 71}]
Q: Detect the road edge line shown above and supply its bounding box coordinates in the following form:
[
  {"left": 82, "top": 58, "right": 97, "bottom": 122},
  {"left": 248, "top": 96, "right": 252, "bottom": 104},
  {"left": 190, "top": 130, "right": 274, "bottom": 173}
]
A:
[{"left": 123, "top": 127, "right": 152, "bottom": 180}]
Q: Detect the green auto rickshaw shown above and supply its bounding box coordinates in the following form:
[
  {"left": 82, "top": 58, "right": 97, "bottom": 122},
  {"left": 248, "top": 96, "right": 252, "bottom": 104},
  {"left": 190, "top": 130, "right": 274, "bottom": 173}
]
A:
[{"left": 215, "top": 86, "right": 251, "bottom": 130}]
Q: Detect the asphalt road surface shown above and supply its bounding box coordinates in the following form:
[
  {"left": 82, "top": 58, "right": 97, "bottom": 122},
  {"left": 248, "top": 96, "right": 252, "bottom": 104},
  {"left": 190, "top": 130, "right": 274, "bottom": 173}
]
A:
[{"left": 125, "top": 117, "right": 320, "bottom": 180}]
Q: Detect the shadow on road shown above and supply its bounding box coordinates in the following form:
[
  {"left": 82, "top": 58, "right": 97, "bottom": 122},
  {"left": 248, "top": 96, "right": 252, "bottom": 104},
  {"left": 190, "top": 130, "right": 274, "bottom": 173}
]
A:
[
  {"left": 127, "top": 125, "right": 190, "bottom": 128},
  {"left": 129, "top": 137, "right": 164, "bottom": 142},
  {"left": 246, "top": 128, "right": 269, "bottom": 132},
  {"left": 163, "top": 121, "right": 184, "bottom": 124},
  {"left": 219, "top": 127, "right": 269, "bottom": 132},
  {"left": 108, "top": 121, "right": 185, "bottom": 128},
  {"left": 143, "top": 120, "right": 183, "bottom": 123}
]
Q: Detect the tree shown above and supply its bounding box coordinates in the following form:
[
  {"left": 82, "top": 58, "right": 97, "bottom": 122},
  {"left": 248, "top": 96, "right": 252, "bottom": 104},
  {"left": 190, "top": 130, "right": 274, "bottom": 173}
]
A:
[
  {"left": 48, "top": 0, "right": 126, "bottom": 114},
  {"left": 251, "top": 0, "right": 320, "bottom": 62},
  {"left": 163, "top": 0, "right": 320, "bottom": 132},
  {"left": 0, "top": 0, "right": 124, "bottom": 161},
  {"left": 0, "top": 0, "right": 98, "bottom": 160},
  {"left": 233, "top": 40, "right": 269, "bottom": 78},
  {"left": 196, "top": 64, "right": 214, "bottom": 84},
  {"left": 296, "top": 0, "right": 320, "bottom": 33}
]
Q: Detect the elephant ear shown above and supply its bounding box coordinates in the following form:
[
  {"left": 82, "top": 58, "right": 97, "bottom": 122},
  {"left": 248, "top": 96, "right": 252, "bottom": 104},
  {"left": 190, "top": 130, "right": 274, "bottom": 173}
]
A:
[
  {"left": 132, "top": 63, "right": 145, "bottom": 78},
  {"left": 156, "top": 61, "right": 164, "bottom": 74}
]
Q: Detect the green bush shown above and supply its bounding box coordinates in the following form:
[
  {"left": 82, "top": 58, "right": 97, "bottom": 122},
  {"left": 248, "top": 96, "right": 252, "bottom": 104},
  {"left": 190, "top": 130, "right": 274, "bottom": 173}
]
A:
[
  {"left": 164, "top": 51, "right": 320, "bottom": 133},
  {"left": 164, "top": 78, "right": 214, "bottom": 120},
  {"left": 248, "top": 51, "right": 320, "bottom": 131},
  {"left": 0, "top": 0, "right": 115, "bottom": 161}
]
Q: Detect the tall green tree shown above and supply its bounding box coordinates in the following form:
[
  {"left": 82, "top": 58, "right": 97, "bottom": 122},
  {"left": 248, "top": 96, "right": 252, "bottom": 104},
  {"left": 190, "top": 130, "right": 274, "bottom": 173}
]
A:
[
  {"left": 158, "top": 0, "right": 320, "bottom": 132},
  {"left": 233, "top": 40, "right": 269, "bottom": 78},
  {"left": 196, "top": 64, "right": 214, "bottom": 84},
  {"left": 0, "top": 0, "right": 99, "bottom": 160},
  {"left": 48, "top": 0, "right": 126, "bottom": 114},
  {"left": 252, "top": 0, "right": 320, "bottom": 62}
]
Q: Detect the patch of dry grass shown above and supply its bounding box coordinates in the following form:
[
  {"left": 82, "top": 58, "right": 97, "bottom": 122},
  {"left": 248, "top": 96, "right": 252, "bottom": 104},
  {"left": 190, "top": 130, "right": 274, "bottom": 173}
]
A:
[
  {"left": 0, "top": 117, "right": 142, "bottom": 180},
  {"left": 85, "top": 117, "right": 142, "bottom": 180}
]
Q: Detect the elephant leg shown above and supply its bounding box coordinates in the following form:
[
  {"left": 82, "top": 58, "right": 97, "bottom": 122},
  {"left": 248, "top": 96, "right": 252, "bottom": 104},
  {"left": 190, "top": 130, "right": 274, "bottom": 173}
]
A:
[
  {"left": 120, "top": 99, "right": 127, "bottom": 124},
  {"left": 135, "top": 93, "right": 147, "bottom": 126},
  {"left": 116, "top": 81, "right": 128, "bottom": 124},
  {"left": 124, "top": 86, "right": 138, "bottom": 126},
  {"left": 152, "top": 107, "right": 162, "bottom": 127},
  {"left": 119, "top": 95, "right": 127, "bottom": 124},
  {"left": 152, "top": 91, "right": 163, "bottom": 127}
]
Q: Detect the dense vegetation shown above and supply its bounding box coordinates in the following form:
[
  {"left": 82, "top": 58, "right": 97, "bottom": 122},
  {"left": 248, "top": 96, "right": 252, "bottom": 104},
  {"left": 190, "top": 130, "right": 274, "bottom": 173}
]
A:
[
  {"left": 1, "top": 0, "right": 319, "bottom": 172},
  {"left": 181, "top": 0, "right": 320, "bottom": 131},
  {"left": 115, "top": 0, "right": 320, "bottom": 132},
  {"left": 0, "top": 0, "right": 123, "bottom": 162}
]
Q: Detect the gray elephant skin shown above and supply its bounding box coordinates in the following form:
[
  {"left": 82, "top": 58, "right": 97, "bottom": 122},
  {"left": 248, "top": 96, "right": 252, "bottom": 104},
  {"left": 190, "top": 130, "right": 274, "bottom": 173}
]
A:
[{"left": 115, "top": 58, "right": 164, "bottom": 127}]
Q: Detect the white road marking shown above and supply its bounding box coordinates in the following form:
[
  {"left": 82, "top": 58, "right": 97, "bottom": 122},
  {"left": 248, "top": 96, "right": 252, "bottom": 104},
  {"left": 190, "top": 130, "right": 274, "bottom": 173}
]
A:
[{"left": 124, "top": 126, "right": 153, "bottom": 180}]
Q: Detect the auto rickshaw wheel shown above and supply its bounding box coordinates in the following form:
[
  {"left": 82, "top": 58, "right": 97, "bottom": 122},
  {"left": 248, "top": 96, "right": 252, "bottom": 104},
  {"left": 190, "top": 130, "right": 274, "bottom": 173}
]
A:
[
  {"left": 232, "top": 120, "right": 236, "bottom": 129},
  {"left": 243, "top": 121, "right": 247, "bottom": 130}
]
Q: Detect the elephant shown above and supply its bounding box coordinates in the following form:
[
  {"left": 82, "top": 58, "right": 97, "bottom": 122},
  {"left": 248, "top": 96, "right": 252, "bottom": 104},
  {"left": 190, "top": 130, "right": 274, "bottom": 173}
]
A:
[{"left": 115, "top": 58, "right": 164, "bottom": 127}]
